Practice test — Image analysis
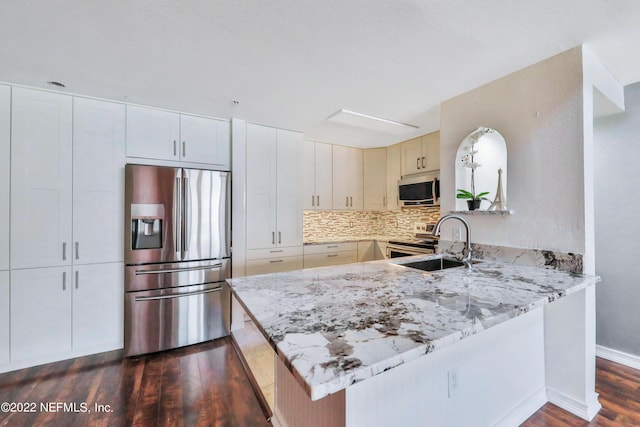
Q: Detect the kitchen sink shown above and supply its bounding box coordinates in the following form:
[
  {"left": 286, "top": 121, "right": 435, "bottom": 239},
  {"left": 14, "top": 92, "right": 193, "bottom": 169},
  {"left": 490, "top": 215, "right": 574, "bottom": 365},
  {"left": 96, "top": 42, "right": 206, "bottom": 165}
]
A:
[{"left": 400, "top": 257, "right": 479, "bottom": 272}]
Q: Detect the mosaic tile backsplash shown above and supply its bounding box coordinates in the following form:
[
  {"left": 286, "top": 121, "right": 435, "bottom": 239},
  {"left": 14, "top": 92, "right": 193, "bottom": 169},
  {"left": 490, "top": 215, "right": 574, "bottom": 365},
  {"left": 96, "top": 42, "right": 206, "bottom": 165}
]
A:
[
  {"left": 303, "top": 208, "right": 584, "bottom": 274},
  {"left": 303, "top": 207, "right": 441, "bottom": 242}
]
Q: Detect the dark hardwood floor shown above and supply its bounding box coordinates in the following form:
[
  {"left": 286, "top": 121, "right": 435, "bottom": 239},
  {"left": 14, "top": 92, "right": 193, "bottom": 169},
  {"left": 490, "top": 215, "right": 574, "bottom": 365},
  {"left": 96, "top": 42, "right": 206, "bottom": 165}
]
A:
[
  {"left": 0, "top": 339, "right": 638, "bottom": 427},
  {"left": 0, "top": 338, "right": 270, "bottom": 427},
  {"left": 522, "top": 357, "right": 640, "bottom": 426}
]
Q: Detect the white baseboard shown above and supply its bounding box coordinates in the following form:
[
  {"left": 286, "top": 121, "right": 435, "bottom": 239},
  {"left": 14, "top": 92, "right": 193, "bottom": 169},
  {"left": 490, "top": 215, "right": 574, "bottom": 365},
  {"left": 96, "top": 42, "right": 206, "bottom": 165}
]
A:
[
  {"left": 546, "top": 388, "right": 601, "bottom": 421},
  {"left": 0, "top": 342, "right": 123, "bottom": 374},
  {"left": 493, "top": 387, "right": 548, "bottom": 427},
  {"left": 271, "top": 408, "right": 287, "bottom": 427},
  {"left": 596, "top": 345, "right": 640, "bottom": 371}
]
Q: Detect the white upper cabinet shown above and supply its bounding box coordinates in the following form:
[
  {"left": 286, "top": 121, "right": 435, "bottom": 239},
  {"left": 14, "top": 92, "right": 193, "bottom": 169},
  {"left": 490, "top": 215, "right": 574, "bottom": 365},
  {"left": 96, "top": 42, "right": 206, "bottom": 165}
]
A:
[
  {"left": 421, "top": 131, "right": 440, "bottom": 172},
  {"left": 302, "top": 140, "right": 332, "bottom": 210},
  {"left": 363, "top": 148, "right": 387, "bottom": 210},
  {"left": 179, "top": 114, "right": 230, "bottom": 169},
  {"left": 386, "top": 144, "right": 402, "bottom": 211},
  {"left": 276, "top": 129, "right": 303, "bottom": 247},
  {"left": 126, "top": 105, "right": 180, "bottom": 161},
  {"left": 246, "top": 124, "right": 302, "bottom": 250},
  {"left": 246, "top": 124, "right": 277, "bottom": 250},
  {"left": 126, "top": 105, "right": 230, "bottom": 169},
  {"left": 401, "top": 131, "right": 440, "bottom": 176},
  {"left": 332, "top": 145, "right": 363, "bottom": 210},
  {"left": 0, "top": 85, "right": 9, "bottom": 271},
  {"left": 73, "top": 98, "right": 125, "bottom": 264},
  {"left": 401, "top": 137, "right": 423, "bottom": 176},
  {"left": 11, "top": 88, "right": 73, "bottom": 269}
]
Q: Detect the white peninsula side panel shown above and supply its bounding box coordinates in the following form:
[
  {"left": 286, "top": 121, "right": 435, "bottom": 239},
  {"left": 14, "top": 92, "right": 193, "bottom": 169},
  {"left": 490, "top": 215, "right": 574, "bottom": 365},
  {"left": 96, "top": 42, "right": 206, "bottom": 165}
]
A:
[{"left": 274, "top": 308, "right": 545, "bottom": 427}]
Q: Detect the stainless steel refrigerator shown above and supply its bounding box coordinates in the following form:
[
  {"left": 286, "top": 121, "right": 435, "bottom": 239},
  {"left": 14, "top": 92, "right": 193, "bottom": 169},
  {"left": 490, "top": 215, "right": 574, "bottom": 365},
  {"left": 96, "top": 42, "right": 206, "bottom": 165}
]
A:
[{"left": 124, "top": 164, "right": 231, "bottom": 356}]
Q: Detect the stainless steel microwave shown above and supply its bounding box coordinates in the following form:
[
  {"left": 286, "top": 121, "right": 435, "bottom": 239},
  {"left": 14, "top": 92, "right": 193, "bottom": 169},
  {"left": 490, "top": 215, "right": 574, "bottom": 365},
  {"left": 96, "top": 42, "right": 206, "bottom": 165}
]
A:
[{"left": 398, "top": 173, "right": 440, "bottom": 206}]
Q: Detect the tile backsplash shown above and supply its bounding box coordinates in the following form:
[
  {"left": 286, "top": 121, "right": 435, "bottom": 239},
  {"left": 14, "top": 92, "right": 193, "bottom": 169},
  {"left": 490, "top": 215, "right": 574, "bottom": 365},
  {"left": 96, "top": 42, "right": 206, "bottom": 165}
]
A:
[{"left": 303, "top": 207, "right": 441, "bottom": 242}]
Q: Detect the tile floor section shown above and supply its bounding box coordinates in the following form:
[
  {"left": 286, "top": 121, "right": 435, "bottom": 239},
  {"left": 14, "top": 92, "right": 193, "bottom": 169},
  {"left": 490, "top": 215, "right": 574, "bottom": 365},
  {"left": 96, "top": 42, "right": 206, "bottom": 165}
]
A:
[{"left": 233, "top": 320, "right": 276, "bottom": 410}]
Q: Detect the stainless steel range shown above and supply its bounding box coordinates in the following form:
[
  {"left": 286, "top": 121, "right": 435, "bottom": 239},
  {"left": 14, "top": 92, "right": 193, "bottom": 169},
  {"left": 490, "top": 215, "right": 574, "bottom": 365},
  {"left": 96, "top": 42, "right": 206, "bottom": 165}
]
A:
[
  {"left": 124, "top": 164, "right": 231, "bottom": 357},
  {"left": 386, "top": 222, "right": 439, "bottom": 258}
]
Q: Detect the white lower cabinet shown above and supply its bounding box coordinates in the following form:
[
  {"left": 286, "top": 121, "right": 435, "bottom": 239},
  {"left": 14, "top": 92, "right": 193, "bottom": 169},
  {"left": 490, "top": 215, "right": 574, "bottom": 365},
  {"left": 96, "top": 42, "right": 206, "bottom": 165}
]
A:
[
  {"left": 246, "top": 257, "right": 303, "bottom": 276},
  {"left": 357, "top": 241, "right": 376, "bottom": 262},
  {"left": 245, "top": 247, "right": 303, "bottom": 276},
  {"left": 11, "top": 267, "right": 72, "bottom": 362},
  {"left": 375, "top": 241, "right": 389, "bottom": 260},
  {"left": 10, "top": 263, "right": 123, "bottom": 364},
  {"left": 0, "top": 272, "right": 9, "bottom": 364},
  {"left": 303, "top": 242, "right": 358, "bottom": 269},
  {"left": 72, "top": 263, "right": 123, "bottom": 350}
]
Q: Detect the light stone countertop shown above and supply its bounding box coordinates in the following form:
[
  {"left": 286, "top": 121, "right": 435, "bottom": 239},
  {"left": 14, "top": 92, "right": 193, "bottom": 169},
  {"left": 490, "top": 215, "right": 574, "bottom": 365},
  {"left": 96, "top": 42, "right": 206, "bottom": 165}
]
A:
[
  {"left": 227, "top": 255, "right": 599, "bottom": 401},
  {"left": 303, "top": 235, "right": 401, "bottom": 245}
]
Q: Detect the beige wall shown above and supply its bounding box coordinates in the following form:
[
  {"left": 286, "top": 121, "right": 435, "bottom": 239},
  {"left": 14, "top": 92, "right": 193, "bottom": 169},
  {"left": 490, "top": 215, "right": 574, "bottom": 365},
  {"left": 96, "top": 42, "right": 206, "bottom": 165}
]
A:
[{"left": 439, "top": 47, "right": 587, "bottom": 255}]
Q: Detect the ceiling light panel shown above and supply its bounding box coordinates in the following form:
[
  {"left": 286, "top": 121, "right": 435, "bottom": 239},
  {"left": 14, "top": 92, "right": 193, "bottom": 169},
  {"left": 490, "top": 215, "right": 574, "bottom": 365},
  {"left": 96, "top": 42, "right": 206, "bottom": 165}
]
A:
[{"left": 327, "top": 109, "right": 419, "bottom": 135}]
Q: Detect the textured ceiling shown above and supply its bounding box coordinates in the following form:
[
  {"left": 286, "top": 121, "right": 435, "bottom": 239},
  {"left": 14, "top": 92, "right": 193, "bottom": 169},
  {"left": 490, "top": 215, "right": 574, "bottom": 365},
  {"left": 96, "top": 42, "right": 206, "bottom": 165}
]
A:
[{"left": 1, "top": 0, "right": 639, "bottom": 147}]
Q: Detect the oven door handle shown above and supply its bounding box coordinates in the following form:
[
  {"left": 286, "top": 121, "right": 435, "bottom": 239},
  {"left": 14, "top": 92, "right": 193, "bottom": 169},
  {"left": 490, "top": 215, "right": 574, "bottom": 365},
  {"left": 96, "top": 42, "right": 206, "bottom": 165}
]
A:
[
  {"left": 135, "top": 286, "right": 222, "bottom": 301},
  {"left": 135, "top": 263, "right": 223, "bottom": 275}
]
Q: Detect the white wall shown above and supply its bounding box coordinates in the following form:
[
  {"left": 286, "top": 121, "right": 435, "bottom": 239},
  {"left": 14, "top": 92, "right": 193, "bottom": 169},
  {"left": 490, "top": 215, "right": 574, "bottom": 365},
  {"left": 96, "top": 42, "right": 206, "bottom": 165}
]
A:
[
  {"left": 594, "top": 82, "right": 640, "bottom": 356},
  {"left": 440, "top": 47, "right": 587, "bottom": 255}
]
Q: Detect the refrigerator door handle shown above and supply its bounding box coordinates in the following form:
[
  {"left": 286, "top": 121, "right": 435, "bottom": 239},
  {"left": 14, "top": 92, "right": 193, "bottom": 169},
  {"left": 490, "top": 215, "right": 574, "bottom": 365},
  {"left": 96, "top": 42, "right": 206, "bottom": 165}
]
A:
[
  {"left": 175, "top": 176, "right": 182, "bottom": 257},
  {"left": 183, "top": 175, "right": 190, "bottom": 256},
  {"left": 134, "top": 286, "right": 222, "bottom": 302},
  {"left": 135, "top": 263, "right": 223, "bottom": 275}
]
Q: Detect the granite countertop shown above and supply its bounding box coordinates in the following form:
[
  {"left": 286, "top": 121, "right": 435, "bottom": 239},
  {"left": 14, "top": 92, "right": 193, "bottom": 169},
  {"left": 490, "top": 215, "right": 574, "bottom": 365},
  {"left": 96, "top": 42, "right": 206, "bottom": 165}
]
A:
[
  {"left": 227, "top": 255, "right": 599, "bottom": 401},
  {"left": 303, "top": 235, "right": 397, "bottom": 245}
]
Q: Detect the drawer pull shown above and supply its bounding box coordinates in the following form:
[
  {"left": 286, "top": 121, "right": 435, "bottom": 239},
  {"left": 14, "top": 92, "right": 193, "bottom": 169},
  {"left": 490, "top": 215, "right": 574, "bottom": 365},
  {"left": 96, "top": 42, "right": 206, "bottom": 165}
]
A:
[
  {"left": 270, "top": 250, "right": 284, "bottom": 253},
  {"left": 270, "top": 259, "right": 284, "bottom": 264},
  {"left": 327, "top": 245, "right": 338, "bottom": 248},
  {"left": 327, "top": 254, "right": 338, "bottom": 258}
]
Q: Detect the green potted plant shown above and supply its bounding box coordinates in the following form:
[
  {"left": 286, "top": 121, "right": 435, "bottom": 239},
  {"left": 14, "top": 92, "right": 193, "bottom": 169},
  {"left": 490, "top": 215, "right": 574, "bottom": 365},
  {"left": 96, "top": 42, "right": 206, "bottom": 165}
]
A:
[
  {"left": 456, "top": 189, "right": 489, "bottom": 210},
  {"left": 457, "top": 127, "right": 495, "bottom": 210}
]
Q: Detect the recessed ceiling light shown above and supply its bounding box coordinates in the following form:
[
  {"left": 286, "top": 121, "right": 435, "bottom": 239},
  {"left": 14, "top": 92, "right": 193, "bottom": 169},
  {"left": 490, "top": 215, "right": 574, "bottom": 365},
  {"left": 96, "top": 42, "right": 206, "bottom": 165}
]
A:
[
  {"left": 46, "top": 81, "right": 66, "bottom": 88},
  {"left": 327, "top": 109, "right": 418, "bottom": 135}
]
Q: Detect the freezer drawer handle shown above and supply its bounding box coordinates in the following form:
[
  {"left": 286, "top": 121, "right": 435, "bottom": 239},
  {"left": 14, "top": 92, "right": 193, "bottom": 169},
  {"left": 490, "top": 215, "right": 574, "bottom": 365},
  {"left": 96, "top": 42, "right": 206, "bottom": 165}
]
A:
[
  {"left": 135, "top": 286, "right": 222, "bottom": 301},
  {"left": 135, "top": 263, "right": 223, "bottom": 275}
]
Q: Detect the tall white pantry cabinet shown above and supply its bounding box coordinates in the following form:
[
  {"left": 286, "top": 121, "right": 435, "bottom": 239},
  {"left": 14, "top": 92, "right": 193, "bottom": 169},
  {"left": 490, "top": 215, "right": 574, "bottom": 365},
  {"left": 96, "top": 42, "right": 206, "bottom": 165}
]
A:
[
  {"left": 0, "top": 85, "right": 9, "bottom": 364},
  {"left": 244, "top": 123, "right": 303, "bottom": 274},
  {"left": 4, "top": 87, "right": 124, "bottom": 370}
]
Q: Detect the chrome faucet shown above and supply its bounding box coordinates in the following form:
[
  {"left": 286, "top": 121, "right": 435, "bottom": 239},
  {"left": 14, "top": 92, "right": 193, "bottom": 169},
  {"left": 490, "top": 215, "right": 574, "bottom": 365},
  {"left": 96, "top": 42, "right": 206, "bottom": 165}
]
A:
[{"left": 433, "top": 214, "right": 472, "bottom": 269}]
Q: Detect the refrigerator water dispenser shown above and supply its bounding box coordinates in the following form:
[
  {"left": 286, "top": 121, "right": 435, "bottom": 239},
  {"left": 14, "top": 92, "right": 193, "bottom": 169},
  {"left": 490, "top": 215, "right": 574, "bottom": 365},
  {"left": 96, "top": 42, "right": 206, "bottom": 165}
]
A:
[{"left": 131, "top": 203, "right": 164, "bottom": 250}]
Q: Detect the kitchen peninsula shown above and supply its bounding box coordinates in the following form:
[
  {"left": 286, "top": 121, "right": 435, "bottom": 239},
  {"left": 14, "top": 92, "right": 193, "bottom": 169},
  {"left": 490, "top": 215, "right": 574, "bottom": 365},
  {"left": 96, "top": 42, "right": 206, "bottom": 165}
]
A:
[{"left": 227, "top": 256, "right": 600, "bottom": 427}]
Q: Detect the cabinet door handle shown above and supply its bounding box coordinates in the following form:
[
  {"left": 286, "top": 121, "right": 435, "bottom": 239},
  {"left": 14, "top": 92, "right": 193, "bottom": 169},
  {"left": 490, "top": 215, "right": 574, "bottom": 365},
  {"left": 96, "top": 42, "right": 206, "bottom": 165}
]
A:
[
  {"left": 416, "top": 157, "right": 420, "bottom": 169},
  {"left": 312, "top": 195, "right": 315, "bottom": 207},
  {"left": 422, "top": 156, "right": 425, "bottom": 168},
  {"left": 278, "top": 231, "right": 282, "bottom": 244},
  {"left": 183, "top": 141, "right": 186, "bottom": 157},
  {"left": 317, "top": 195, "right": 320, "bottom": 206},
  {"left": 75, "top": 242, "right": 79, "bottom": 260},
  {"left": 62, "top": 271, "right": 67, "bottom": 290},
  {"left": 75, "top": 270, "right": 79, "bottom": 289},
  {"left": 383, "top": 196, "right": 386, "bottom": 207},
  {"left": 62, "top": 242, "right": 67, "bottom": 261},
  {"left": 173, "top": 140, "right": 177, "bottom": 156},
  {"left": 272, "top": 232, "right": 275, "bottom": 245},
  {"left": 346, "top": 196, "right": 349, "bottom": 207},
  {"left": 350, "top": 196, "right": 353, "bottom": 207}
]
